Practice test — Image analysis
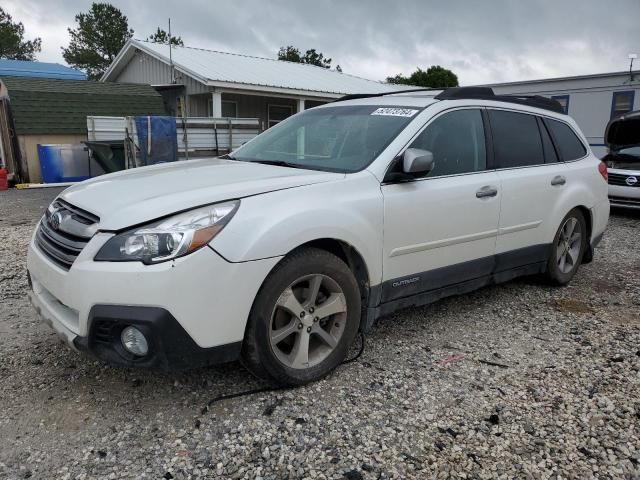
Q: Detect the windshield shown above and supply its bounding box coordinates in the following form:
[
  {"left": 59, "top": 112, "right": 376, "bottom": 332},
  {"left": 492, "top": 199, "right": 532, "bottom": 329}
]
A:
[{"left": 231, "top": 105, "right": 421, "bottom": 172}]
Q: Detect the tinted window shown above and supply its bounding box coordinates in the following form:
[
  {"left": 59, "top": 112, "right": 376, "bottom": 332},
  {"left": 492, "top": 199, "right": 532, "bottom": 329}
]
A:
[
  {"left": 545, "top": 119, "right": 587, "bottom": 161},
  {"left": 489, "top": 110, "right": 544, "bottom": 168},
  {"left": 409, "top": 109, "right": 486, "bottom": 176},
  {"left": 538, "top": 119, "right": 559, "bottom": 163},
  {"left": 551, "top": 95, "right": 570, "bottom": 114}
]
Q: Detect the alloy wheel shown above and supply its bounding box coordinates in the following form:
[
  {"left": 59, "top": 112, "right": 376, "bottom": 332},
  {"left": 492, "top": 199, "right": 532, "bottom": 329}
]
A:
[
  {"left": 269, "top": 274, "right": 347, "bottom": 369},
  {"left": 556, "top": 217, "right": 582, "bottom": 274}
]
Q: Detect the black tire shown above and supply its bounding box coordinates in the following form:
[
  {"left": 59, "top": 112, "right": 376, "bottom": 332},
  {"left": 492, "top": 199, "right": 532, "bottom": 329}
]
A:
[
  {"left": 240, "top": 247, "right": 361, "bottom": 386},
  {"left": 545, "top": 209, "right": 588, "bottom": 286}
]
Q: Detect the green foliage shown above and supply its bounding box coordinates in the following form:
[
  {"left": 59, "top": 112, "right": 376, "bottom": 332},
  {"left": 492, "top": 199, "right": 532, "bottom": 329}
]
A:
[
  {"left": 0, "top": 7, "right": 41, "bottom": 60},
  {"left": 148, "top": 28, "right": 183, "bottom": 46},
  {"left": 62, "top": 3, "right": 133, "bottom": 80},
  {"left": 387, "top": 66, "right": 459, "bottom": 88},
  {"left": 278, "top": 45, "right": 332, "bottom": 69}
]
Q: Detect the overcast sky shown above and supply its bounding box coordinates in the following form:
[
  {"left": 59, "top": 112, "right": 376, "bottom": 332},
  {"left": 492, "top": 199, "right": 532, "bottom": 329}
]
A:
[{"left": 4, "top": 0, "right": 640, "bottom": 85}]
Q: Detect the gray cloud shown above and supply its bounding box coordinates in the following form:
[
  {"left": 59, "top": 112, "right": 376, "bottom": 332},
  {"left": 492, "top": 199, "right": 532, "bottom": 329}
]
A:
[{"left": 5, "top": 0, "right": 640, "bottom": 84}]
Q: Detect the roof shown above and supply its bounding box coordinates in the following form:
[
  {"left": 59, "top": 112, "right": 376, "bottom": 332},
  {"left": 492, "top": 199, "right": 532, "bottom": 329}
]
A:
[
  {"left": 1, "top": 77, "right": 166, "bottom": 135},
  {"left": 102, "top": 39, "right": 403, "bottom": 97},
  {"left": 0, "top": 59, "right": 86, "bottom": 80},
  {"left": 481, "top": 70, "right": 640, "bottom": 88}
]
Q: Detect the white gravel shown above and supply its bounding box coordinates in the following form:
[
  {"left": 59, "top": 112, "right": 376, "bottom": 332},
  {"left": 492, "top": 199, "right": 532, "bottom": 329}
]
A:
[{"left": 0, "top": 188, "right": 639, "bottom": 479}]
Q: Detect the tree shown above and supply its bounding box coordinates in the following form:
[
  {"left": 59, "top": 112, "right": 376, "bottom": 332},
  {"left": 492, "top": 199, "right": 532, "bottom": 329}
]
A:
[
  {"left": 62, "top": 3, "right": 133, "bottom": 80},
  {"left": 148, "top": 28, "right": 183, "bottom": 46},
  {"left": 278, "top": 45, "right": 332, "bottom": 69},
  {"left": 0, "top": 7, "right": 41, "bottom": 60},
  {"left": 386, "top": 65, "right": 458, "bottom": 88}
]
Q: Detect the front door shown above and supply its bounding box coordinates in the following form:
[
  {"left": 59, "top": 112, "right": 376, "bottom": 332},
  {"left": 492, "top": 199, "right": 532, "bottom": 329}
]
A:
[{"left": 381, "top": 108, "right": 501, "bottom": 303}]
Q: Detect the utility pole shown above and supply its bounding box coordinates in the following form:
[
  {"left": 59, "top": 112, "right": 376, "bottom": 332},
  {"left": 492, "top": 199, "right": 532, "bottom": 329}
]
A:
[
  {"left": 629, "top": 53, "right": 637, "bottom": 82},
  {"left": 169, "top": 18, "right": 175, "bottom": 84}
]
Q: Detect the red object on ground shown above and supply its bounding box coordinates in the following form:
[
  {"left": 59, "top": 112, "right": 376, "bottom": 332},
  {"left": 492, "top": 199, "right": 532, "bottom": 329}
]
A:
[{"left": 0, "top": 168, "right": 8, "bottom": 191}]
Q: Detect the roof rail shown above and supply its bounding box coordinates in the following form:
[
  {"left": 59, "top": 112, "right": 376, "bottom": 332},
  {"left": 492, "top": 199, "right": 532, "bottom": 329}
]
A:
[
  {"left": 334, "top": 88, "right": 440, "bottom": 102},
  {"left": 333, "top": 86, "right": 565, "bottom": 114},
  {"left": 435, "top": 87, "right": 565, "bottom": 114}
]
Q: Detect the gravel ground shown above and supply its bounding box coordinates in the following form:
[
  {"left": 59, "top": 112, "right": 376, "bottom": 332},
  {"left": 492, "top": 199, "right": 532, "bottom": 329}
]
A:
[{"left": 0, "top": 187, "right": 639, "bottom": 480}]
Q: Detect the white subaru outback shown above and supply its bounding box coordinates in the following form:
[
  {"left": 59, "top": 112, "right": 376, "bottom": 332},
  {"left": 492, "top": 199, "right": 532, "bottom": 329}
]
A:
[{"left": 27, "top": 87, "right": 609, "bottom": 385}]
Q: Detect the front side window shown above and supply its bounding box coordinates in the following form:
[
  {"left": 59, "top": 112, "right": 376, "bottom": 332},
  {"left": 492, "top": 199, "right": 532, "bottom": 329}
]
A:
[
  {"left": 232, "top": 105, "right": 420, "bottom": 173},
  {"left": 545, "top": 119, "right": 587, "bottom": 161},
  {"left": 408, "top": 109, "right": 486, "bottom": 177},
  {"left": 611, "top": 91, "right": 635, "bottom": 119},
  {"left": 488, "top": 110, "right": 544, "bottom": 168}
]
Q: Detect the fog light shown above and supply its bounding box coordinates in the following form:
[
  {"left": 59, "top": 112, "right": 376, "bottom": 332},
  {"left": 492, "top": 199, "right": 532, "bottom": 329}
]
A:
[{"left": 121, "top": 326, "right": 148, "bottom": 356}]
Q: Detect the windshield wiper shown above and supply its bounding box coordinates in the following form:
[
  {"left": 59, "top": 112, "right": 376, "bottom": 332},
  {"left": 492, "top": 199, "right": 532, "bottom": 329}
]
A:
[
  {"left": 219, "top": 153, "right": 236, "bottom": 160},
  {"left": 248, "top": 159, "right": 305, "bottom": 169}
]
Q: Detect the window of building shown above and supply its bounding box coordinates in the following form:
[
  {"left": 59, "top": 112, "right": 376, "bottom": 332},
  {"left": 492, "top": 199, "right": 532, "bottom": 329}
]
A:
[
  {"left": 207, "top": 99, "right": 238, "bottom": 118},
  {"left": 611, "top": 91, "right": 635, "bottom": 119},
  {"left": 551, "top": 95, "right": 570, "bottom": 114},
  {"left": 408, "top": 109, "right": 486, "bottom": 177},
  {"left": 544, "top": 118, "right": 587, "bottom": 161},
  {"left": 488, "top": 110, "right": 544, "bottom": 168},
  {"left": 268, "top": 104, "right": 294, "bottom": 128}
]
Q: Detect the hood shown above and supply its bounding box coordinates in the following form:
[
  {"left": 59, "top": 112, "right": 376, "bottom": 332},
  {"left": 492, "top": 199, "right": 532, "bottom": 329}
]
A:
[
  {"left": 605, "top": 110, "right": 640, "bottom": 151},
  {"left": 60, "top": 158, "right": 343, "bottom": 230}
]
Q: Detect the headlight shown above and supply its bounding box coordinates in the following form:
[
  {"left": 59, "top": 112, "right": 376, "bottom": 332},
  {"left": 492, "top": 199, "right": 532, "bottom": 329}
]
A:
[{"left": 95, "top": 201, "right": 239, "bottom": 264}]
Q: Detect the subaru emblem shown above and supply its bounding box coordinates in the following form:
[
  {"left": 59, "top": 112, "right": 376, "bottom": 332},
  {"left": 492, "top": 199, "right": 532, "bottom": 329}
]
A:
[
  {"left": 626, "top": 176, "right": 638, "bottom": 186},
  {"left": 49, "top": 210, "right": 63, "bottom": 231}
]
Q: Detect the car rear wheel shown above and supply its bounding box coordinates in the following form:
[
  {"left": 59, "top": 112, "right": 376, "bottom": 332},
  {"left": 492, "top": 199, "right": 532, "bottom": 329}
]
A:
[
  {"left": 545, "top": 209, "right": 587, "bottom": 285},
  {"left": 241, "top": 247, "right": 361, "bottom": 386}
]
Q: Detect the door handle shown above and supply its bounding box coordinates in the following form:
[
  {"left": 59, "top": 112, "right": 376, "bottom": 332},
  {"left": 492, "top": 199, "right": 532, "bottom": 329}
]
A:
[
  {"left": 476, "top": 186, "right": 498, "bottom": 198},
  {"left": 551, "top": 175, "right": 566, "bottom": 186}
]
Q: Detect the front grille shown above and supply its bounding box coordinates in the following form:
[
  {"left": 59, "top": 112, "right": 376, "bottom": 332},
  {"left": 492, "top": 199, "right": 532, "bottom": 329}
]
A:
[
  {"left": 35, "top": 200, "right": 99, "bottom": 270},
  {"left": 608, "top": 172, "right": 640, "bottom": 187}
]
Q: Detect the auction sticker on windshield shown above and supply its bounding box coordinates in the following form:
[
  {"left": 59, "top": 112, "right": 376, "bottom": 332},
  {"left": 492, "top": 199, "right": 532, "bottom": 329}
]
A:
[{"left": 371, "top": 108, "right": 419, "bottom": 117}]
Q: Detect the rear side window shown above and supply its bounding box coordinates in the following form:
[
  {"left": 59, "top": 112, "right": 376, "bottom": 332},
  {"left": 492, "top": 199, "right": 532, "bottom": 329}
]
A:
[
  {"left": 488, "top": 110, "right": 544, "bottom": 168},
  {"left": 538, "top": 118, "right": 559, "bottom": 163},
  {"left": 408, "top": 109, "right": 486, "bottom": 177},
  {"left": 545, "top": 119, "right": 587, "bottom": 161}
]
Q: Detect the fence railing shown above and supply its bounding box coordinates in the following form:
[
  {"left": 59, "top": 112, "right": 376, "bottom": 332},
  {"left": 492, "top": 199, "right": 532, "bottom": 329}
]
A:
[{"left": 86, "top": 116, "right": 261, "bottom": 155}]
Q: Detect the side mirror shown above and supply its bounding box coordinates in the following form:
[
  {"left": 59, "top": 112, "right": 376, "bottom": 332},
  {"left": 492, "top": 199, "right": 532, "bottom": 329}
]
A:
[{"left": 402, "top": 148, "right": 434, "bottom": 175}]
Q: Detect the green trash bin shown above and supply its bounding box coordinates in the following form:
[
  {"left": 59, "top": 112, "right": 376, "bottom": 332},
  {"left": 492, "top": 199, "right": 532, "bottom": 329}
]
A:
[{"left": 83, "top": 141, "right": 126, "bottom": 174}]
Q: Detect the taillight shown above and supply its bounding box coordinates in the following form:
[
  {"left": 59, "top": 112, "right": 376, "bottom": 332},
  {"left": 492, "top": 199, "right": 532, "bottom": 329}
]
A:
[{"left": 598, "top": 161, "right": 608, "bottom": 182}]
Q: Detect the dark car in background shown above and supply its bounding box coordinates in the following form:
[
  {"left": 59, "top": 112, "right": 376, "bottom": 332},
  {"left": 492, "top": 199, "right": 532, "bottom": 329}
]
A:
[{"left": 603, "top": 110, "right": 640, "bottom": 209}]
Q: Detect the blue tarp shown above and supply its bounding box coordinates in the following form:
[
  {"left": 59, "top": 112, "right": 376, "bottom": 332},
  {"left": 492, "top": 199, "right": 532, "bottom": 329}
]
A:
[{"left": 135, "top": 116, "right": 178, "bottom": 165}]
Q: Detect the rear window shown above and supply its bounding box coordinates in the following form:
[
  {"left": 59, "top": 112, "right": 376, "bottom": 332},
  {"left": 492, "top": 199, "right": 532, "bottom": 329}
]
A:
[
  {"left": 545, "top": 119, "right": 587, "bottom": 161},
  {"left": 488, "top": 110, "right": 544, "bottom": 168}
]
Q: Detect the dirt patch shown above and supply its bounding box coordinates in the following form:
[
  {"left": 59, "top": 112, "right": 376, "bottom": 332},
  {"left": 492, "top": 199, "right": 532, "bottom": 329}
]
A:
[{"left": 549, "top": 298, "right": 595, "bottom": 315}]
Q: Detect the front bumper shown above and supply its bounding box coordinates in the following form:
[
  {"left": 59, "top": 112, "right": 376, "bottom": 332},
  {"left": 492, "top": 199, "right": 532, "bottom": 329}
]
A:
[
  {"left": 27, "top": 228, "right": 281, "bottom": 369},
  {"left": 608, "top": 169, "right": 640, "bottom": 209}
]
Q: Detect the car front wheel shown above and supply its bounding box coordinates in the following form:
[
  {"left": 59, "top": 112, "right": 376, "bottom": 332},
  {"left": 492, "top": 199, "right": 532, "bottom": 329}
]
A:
[{"left": 241, "top": 247, "right": 361, "bottom": 386}]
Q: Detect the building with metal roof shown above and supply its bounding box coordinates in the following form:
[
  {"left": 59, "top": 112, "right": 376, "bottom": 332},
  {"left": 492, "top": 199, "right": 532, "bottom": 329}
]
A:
[
  {"left": 102, "top": 39, "right": 401, "bottom": 129},
  {"left": 485, "top": 70, "right": 640, "bottom": 157},
  {"left": 0, "top": 59, "right": 86, "bottom": 81},
  {"left": 0, "top": 77, "right": 166, "bottom": 183}
]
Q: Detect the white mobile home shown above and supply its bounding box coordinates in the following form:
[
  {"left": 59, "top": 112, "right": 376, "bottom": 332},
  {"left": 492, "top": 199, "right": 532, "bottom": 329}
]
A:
[
  {"left": 102, "top": 39, "right": 401, "bottom": 130},
  {"left": 486, "top": 71, "right": 640, "bottom": 157}
]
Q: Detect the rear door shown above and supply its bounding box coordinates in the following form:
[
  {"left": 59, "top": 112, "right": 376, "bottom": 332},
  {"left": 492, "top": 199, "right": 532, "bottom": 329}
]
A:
[
  {"left": 488, "top": 109, "right": 569, "bottom": 271},
  {"left": 381, "top": 108, "right": 501, "bottom": 303}
]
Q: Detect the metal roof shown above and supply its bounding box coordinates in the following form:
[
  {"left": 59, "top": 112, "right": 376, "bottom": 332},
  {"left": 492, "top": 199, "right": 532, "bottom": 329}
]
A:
[
  {"left": 0, "top": 59, "right": 86, "bottom": 80},
  {"left": 1, "top": 77, "right": 165, "bottom": 135},
  {"left": 103, "top": 39, "right": 402, "bottom": 96}
]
